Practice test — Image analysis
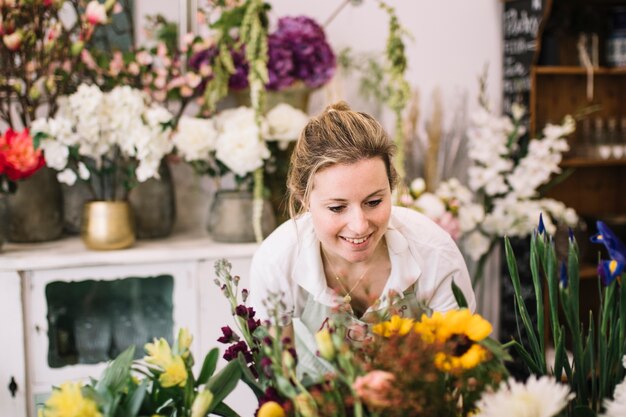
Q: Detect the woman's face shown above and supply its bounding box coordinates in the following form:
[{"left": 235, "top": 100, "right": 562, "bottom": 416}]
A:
[{"left": 308, "top": 157, "right": 392, "bottom": 265}]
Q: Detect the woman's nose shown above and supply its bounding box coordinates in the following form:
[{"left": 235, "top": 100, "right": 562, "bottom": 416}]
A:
[{"left": 348, "top": 207, "right": 369, "bottom": 234}]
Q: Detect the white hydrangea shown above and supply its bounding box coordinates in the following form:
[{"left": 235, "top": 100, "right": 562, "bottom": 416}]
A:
[
  {"left": 172, "top": 116, "right": 218, "bottom": 162},
  {"left": 413, "top": 192, "right": 446, "bottom": 219},
  {"left": 463, "top": 230, "right": 492, "bottom": 261},
  {"left": 264, "top": 103, "right": 309, "bottom": 142},
  {"left": 31, "top": 83, "right": 175, "bottom": 195},
  {"left": 475, "top": 375, "right": 574, "bottom": 417},
  {"left": 215, "top": 125, "right": 270, "bottom": 177}
]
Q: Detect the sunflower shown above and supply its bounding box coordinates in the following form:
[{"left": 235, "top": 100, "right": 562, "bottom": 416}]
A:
[
  {"left": 414, "top": 309, "right": 492, "bottom": 372},
  {"left": 372, "top": 315, "right": 415, "bottom": 337}
]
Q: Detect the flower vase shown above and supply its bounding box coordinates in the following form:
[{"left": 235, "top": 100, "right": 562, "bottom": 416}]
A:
[
  {"left": 7, "top": 167, "right": 64, "bottom": 243},
  {"left": 232, "top": 82, "right": 312, "bottom": 113},
  {"left": 207, "top": 190, "right": 276, "bottom": 243},
  {"left": 128, "top": 159, "right": 176, "bottom": 240},
  {"left": 62, "top": 180, "right": 96, "bottom": 235},
  {"left": 81, "top": 201, "right": 135, "bottom": 250}
]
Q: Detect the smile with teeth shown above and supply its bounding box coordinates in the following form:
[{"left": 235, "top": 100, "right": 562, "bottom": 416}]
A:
[{"left": 342, "top": 235, "right": 370, "bottom": 244}]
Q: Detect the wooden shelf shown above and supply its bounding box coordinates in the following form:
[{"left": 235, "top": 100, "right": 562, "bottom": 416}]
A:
[
  {"left": 561, "top": 157, "right": 626, "bottom": 168},
  {"left": 580, "top": 264, "right": 599, "bottom": 281},
  {"left": 534, "top": 66, "right": 626, "bottom": 75}
]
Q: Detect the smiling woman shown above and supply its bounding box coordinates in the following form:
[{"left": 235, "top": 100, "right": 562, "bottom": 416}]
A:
[{"left": 248, "top": 101, "right": 475, "bottom": 378}]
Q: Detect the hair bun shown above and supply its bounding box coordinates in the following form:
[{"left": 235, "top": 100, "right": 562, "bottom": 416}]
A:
[{"left": 324, "top": 101, "right": 351, "bottom": 113}]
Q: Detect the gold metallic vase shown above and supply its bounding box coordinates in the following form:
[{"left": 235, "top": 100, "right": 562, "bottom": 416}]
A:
[{"left": 81, "top": 201, "right": 135, "bottom": 250}]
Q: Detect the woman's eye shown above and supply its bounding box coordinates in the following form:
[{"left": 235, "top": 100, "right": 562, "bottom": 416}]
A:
[
  {"left": 366, "top": 199, "right": 382, "bottom": 207},
  {"left": 328, "top": 205, "right": 345, "bottom": 213}
]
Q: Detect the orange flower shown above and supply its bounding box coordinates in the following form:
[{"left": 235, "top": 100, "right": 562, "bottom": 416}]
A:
[
  {"left": 353, "top": 370, "right": 395, "bottom": 408},
  {"left": 0, "top": 128, "right": 45, "bottom": 181}
]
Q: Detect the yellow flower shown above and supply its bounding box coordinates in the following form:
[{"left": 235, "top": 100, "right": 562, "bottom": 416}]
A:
[
  {"left": 159, "top": 355, "right": 188, "bottom": 388},
  {"left": 415, "top": 310, "right": 492, "bottom": 373},
  {"left": 191, "top": 389, "right": 214, "bottom": 417},
  {"left": 144, "top": 338, "right": 174, "bottom": 368},
  {"left": 314, "top": 328, "right": 335, "bottom": 361},
  {"left": 372, "top": 315, "right": 415, "bottom": 337},
  {"left": 434, "top": 344, "right": 489, "bottom": 372},
  {"left": 42, "top": 382, "right": 102, "bottom": 417},
  {"left": 177, "top": 328, "right": 193, "bottom": 358},
  {"left": 257, "top": 401, "right": 286, "bottom": 417}
]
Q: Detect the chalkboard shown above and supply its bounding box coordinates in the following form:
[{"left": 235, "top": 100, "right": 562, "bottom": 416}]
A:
[{"left": 503, "top": 0, "right": 547, "bottom": 117}]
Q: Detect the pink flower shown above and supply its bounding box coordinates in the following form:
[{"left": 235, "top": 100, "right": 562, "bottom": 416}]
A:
[
  {"left": 80, "top": 49, "right": 98, "bottom": 70},
  {"left": 109, "top": 51, "right": 124, "bottom": 76},
  {"left": 85, "top": 1, "right": 107, "bottom": 25},
  {"left": 3, "top": 31, "right": 22, "bottom": 51},
  {"left": 353, "top": 370, "right": 395, "bottom": 408},
  {"left": 436, "top": 211, "right": 461, "bottom": 241},
  {"left": 135, "top": 50, "right": 153, "bottom": 66}
]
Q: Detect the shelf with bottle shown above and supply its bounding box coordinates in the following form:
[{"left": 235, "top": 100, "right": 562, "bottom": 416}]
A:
[{"left": 534, "top": 66, "right": 626, "bottom": 75}]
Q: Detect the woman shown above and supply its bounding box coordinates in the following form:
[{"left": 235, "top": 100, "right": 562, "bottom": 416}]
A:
[{"left": 249, "top": 101, "right": 475, "bottom": 377}]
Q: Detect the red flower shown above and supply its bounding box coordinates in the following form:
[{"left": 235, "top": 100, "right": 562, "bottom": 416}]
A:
[{"left": 0, "top": 128, "right": 45, "bottom": 181}]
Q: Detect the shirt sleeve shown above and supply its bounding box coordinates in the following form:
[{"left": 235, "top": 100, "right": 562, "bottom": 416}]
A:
[
  {"left": 248, "top": 247, "right": 295, "bottom": 322},
  {"left": 422, "top": 239, "right": 476, "bottom": 313}
]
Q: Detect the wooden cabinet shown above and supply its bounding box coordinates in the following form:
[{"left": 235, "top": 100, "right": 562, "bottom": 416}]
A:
[
  {"left": 0, "top": 235, "right": 258, "bottom": 417},
  {"left": 530, "top": 0, "right": 626, "bottom": 267}
]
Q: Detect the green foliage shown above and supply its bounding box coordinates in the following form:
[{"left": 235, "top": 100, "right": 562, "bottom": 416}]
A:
[{"left": 505, "top": 228, "right": 626, "bottom": 415}]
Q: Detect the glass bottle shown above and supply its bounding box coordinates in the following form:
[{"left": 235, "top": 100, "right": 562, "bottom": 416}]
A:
[
  {"left": 594, "top": 117, "right": 611, "bottom": 159},
  {"left": 608, "top": 117, "right": 623, "bottom": 158}
]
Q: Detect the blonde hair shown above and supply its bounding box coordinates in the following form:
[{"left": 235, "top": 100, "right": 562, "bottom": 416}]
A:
[{"left": 286, "top": 101, "right": 398, "bottom": 218}]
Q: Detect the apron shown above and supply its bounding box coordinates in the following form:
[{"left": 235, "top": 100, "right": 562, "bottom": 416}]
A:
[{"left": 293, "top": 283, "right": 432, "bottom": 379}]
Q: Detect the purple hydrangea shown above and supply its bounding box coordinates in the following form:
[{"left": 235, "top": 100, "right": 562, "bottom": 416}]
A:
[{"left": 227, "top": 15, "right": 336, "bottom": 91}]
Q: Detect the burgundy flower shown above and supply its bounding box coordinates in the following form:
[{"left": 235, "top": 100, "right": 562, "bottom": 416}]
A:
[
  {"left": 223, "top": 340, "right": 253, "bottom": 362},
  {"left": 217, "top": 325, "right": 240, "bottom": 344}
]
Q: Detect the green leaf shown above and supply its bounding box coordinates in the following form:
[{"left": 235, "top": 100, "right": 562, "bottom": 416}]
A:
[
  {"left": 211, "top": 402, "right": 242, "bottom": 417},
  {"left": 95, "top": 346, "right": 135, "bottom": 395},
  {"left": 119, "top": 378, "right": 147, "bottom": 417},
  {"left": 481, "top": 337, "right": 512, "bottom": 362},
  {"left": 451, "top": 279, "right": 468, "bottom": 309},
  {"left": 206, "top": 359, "right": 242, "bottom": 413},
  {"left": 196, "top": 348, "right": 219, "bottom": 387},
  {"left": 238, "top": 355, "right": 264, "bottom": 398}
]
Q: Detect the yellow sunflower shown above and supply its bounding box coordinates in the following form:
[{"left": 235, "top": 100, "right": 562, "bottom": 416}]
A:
[
  {"left": 414, "top": 309, "right": 493, "bottom": 372},
  {"left": 372, "top": 315, "right": 415, "bottom": 337}
]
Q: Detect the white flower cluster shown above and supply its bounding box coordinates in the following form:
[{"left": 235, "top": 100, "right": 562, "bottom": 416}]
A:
[
  {"left": 462, "top": 102, "right": 578, "bottom": 260},
  {"left": 475, "top": 375, "right": 574, "bottom": 417},
  {"left": 172, "top": 103, "right": 309, "bottom": 178},
  {"left": 32, "top": 84, "right": 174, "bottom": 185}
]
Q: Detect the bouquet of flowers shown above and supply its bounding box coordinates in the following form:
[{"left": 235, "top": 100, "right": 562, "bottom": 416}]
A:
[
  {"left": 172, "top": 103, "right": 308, "bottom": 188},
  {"left": 0, "top": 0, "right": 117, "bottom": 129},
  {"left": 211, "top": 259, "right": 573, "bottom": 417},
  {"left": 503, "top": 217, "right": 626, "bottom": 417},
  {"left": 31, "top": 83, "right": 174, "bottom": 200},
  {"left": 39, "top": 328, "right": 243, "bottom": 417},
  {"left": 0, "top": 128, "right": 45, "bottom": 193}
]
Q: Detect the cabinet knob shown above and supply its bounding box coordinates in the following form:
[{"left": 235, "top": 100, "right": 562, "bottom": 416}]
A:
[{"left": 8, "top": 376, "right": 18, "bottom": 398}]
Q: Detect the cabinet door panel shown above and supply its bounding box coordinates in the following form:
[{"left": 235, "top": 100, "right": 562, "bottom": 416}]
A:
[{"left": 24, "top": 261, "right": 199, "bottom": 416}]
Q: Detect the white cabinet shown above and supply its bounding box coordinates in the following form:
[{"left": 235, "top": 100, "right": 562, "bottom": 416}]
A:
[
  {"left": 0, "top": 271, "right": 27, "bottom": 417},
  {"left": 0, "top": 233, "right": 258, "bottom": 417}
]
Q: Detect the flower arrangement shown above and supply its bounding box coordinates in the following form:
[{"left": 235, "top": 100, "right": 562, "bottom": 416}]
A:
[
  {"left": 0, "top": 0, "right": 117, "bottom": 129},
  {"left": 31, "top": 83, "right": 174, "bottom": 200},
  {"left": 172, "top": 103, "right": 308, "bottom": 187},
  {"left": 503, "top": 218, "right": 626, "bottom": 416},
  {"left": 39, "top": 328, "right": 243, "bottom": 417},
  {"left": 460, "top": 83, "right": 578, "bottom": 283},
  {"left": 212, "top": 259, "right": 527, "bottom": 417},
  {"left": 0, "top": 127, "right": 45, "bottom": 193},
  {"left": 400, "top": 177, "right": 474, "bottom": 241}
]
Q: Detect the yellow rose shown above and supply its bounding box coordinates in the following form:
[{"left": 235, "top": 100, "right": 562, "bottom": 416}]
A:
[{"left": 314, "top": 328, "right": 335, "bottom": 361}]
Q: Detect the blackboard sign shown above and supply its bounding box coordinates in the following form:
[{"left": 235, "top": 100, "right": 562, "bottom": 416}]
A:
[{"left": 503, "top": 0, "right": 546, "bottom": 117}]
